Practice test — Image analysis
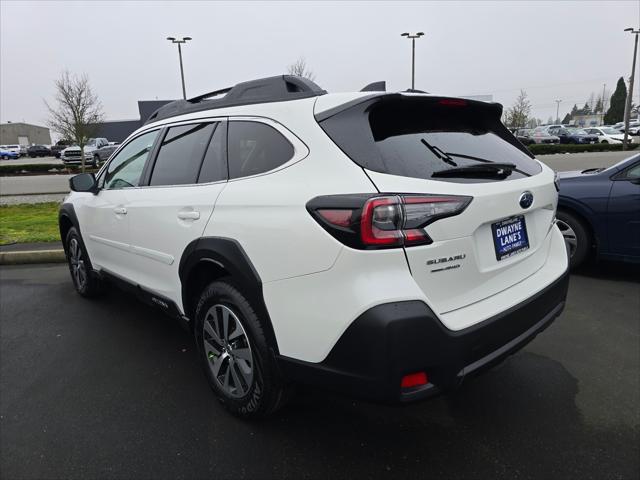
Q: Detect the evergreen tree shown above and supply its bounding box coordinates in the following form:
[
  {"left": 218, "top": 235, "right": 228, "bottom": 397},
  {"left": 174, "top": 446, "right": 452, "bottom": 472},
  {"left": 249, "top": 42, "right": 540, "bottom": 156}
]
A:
[
  {"left": 595, "top": 97, "right": 603, "bottom": 114},
  {"left": 604, "top": 77, "right": 627, "bottom": 124},
  {"left": 587, "top": 93, "right": 596, "bottom": 113},
  {"left": 570, "top": 104, "right": 578, "bottom": 116},
  {"left": 561, "top": 113, "right": 571, "bottom": 124}
]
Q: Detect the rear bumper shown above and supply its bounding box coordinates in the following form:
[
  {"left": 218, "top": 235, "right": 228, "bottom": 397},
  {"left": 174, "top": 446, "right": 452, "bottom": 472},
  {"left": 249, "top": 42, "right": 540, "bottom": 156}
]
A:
[{"left": 278, "top": 269, "right": 569, "bottom": 403}]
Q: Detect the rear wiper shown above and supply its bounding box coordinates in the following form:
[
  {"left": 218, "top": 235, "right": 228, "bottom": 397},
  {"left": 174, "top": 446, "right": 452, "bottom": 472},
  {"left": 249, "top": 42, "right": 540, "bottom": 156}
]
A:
[
  {"left": 442, "top": 151, "right": 531, "bottom": 176},
  {"left": 432, "top": 163, "right": 516, "bottom": 178},
  {"left": 420, "top": 138, "right": 457, "bottom": 167}
]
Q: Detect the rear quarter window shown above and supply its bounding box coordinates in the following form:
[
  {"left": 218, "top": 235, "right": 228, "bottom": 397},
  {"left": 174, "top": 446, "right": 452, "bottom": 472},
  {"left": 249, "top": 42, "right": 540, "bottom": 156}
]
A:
[{"left": 227, "top": 121, "right": 294, "bottom": 179}]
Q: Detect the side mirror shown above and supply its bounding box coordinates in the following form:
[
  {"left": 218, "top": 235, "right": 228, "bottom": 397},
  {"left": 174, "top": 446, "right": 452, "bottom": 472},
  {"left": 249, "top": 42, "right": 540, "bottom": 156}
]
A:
[{"left": 69, "top": 173, "right": 98, "bottom": 193}]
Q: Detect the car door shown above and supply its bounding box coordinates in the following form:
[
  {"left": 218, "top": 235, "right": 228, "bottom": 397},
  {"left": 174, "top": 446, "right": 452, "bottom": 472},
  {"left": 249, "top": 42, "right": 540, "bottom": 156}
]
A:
[
  {"left": 556, "top": 128, "right": 570, "bottom": 144},
  {"left": 607, "top": 161, "right": 640, "bottom": 259},
  {"left": 80, "top": 129, "right": 161, "bottom": 280},
  {"left": 124, "top": 120, "right": 228, "bottom": 308}
]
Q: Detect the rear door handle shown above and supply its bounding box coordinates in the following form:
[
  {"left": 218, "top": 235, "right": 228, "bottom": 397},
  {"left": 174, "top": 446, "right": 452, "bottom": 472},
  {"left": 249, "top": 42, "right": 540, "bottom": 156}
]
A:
[
  {"left": 177, "top": 210, "right": 200, "bottom": 220},
  {"left": 113, "top": 207, "right": 127, "bottom": 215}
]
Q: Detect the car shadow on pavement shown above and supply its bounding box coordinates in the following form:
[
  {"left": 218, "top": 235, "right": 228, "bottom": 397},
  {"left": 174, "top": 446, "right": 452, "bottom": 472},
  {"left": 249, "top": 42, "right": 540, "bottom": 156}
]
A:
[
  {"left": 572, "top": 260, "right": 639, "bottom": 283},
  {"left": 2, "top": 265, "right": 637, "bottom": 480},
  {"left": 249, "top": 352, "right": 636, "bottom": 479}
]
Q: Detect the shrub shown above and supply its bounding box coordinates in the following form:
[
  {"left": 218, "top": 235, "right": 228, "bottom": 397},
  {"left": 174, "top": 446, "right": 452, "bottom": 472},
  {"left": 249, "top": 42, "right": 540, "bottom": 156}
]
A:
[
  {"left": 0, "top": 164, "right": 99, "bottom": 176},
  {"left": 529, "top": 143, "right": 639, "bottom": 155}
]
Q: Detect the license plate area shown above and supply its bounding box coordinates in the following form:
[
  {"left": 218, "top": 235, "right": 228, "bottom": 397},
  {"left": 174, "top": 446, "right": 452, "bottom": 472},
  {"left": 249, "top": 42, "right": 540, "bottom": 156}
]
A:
[{"left": 491, "top": 215, "right": 529, "bottom": 261}]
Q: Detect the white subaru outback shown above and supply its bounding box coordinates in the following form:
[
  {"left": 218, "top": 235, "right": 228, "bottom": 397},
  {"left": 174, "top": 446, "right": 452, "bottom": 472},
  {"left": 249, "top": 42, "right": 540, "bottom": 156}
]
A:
[{"left": 59, "top": 75, "right": 569, "bottom": 418}]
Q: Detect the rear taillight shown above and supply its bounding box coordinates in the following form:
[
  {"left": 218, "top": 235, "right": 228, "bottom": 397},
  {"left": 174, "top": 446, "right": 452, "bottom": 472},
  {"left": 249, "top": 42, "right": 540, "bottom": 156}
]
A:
[
  {"left": 308, "top": 193, "right": 472, "bottom": 249},
  {"left": 360, "top": 196, "right": 404, "bottom": 246}
]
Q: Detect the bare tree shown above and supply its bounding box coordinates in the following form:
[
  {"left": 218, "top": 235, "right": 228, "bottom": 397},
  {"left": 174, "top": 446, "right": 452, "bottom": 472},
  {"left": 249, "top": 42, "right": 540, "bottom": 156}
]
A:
[
  {"left": 45, "top": 71, "right": 104, "bottom": 172},
  {"left": 287, "top": 57, "right": 316, "bottom": 82},
  {"left": 504, "top": 90, "right": 532, "bottom": 130}
]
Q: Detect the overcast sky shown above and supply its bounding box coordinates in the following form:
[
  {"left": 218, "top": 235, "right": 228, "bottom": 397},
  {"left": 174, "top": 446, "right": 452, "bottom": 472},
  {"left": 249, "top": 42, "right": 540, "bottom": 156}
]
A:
[{"left": 1, "top": 0, "right": 638, "bottom": 128}]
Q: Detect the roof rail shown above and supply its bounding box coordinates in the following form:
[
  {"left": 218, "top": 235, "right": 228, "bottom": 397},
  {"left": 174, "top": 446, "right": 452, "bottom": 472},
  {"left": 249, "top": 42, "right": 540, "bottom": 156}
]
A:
[{"left": 144, "top": 75, "right": 326, "bottom": 125}]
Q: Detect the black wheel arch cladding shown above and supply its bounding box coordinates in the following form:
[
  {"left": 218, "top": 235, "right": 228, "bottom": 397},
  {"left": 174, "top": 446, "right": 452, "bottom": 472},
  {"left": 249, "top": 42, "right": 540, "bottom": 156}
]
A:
[{"left": 179, "top": 237, "right": 280, "bottom": 354}]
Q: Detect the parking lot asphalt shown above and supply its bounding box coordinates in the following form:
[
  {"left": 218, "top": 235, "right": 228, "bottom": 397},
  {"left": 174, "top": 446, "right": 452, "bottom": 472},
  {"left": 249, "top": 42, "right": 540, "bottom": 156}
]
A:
[{"left": 1, "top": 263, "right": 638, "bottom": 479}]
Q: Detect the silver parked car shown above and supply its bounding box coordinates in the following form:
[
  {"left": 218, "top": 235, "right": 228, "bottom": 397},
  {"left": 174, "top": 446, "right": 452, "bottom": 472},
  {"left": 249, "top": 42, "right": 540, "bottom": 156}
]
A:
[{"left": 530, "top": 127, "right": 560, "bottom": 144}]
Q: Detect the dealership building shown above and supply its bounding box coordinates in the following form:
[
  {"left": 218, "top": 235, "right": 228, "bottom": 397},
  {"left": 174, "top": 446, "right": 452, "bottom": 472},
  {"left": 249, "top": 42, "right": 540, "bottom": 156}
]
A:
[
  {"left": 93, "top": 100, "right": 173, "bottom": 143},
  {"left": 0, "top": 122, "right": 51, "bottom": 146}
]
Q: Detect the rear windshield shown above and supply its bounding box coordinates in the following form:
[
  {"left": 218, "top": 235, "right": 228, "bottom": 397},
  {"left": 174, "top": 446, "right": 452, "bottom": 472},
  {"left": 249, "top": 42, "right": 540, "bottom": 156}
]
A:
[{"left": 318, "top": 96, "right": 542, "bottom": 182}]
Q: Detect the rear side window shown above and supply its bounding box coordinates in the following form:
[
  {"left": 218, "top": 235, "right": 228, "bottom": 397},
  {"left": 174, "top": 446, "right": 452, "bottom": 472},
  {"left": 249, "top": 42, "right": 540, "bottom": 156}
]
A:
[
  {"left": 227, "top": 121, "right": 294, "bottom": 179},
  {"left": 150, "top": 123, "right": 216, "bottom": 186},
  {"left": 319, "top": 96, "right": 542, "bottom": 182},
  {"left": 198, "top": 122, "right": 227, "bottom": 184}
]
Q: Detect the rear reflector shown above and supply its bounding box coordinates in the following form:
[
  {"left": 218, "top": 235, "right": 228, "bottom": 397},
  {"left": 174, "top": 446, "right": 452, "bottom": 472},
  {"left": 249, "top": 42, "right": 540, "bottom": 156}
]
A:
[
  {"left": 401, "top": 372, "right": 429, "bottom": 389},
  {"left": 317, "top": 209, "right": 353, "bottom": 227}
]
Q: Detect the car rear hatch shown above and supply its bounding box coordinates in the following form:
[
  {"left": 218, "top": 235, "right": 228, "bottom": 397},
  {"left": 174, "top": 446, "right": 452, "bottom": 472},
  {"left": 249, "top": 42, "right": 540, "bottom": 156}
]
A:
[{"left": 315, "top": 94, "right": 558, "bottom": 330}]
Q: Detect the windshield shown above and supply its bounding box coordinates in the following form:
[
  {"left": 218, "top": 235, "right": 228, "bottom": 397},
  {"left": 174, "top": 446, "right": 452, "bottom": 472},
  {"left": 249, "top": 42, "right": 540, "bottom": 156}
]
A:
[
  {"left": 569, "top": 129, "right": 588, "bottom": 135},
  {"left": 602, "top": 153, "right": 640, "bottom": 173},
  {"left": 318, "top": 96, "right": 542, "bottom": 183},
  {"left": 601, "top": 128, "right": 620, "bottom": 135},
  {"left": 85, "top": 139, "right": 96, "bottom": 146}
]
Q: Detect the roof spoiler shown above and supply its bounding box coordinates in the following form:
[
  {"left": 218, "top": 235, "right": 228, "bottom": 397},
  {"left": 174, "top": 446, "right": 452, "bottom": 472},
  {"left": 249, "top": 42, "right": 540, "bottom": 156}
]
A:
[{"left": 360, "top": 81, "right": 386, "bottom": 92}]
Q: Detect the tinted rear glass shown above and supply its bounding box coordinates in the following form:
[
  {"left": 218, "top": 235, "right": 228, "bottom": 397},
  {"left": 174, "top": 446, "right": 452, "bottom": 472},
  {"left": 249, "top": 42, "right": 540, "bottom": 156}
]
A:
[
  {"left": 228, "top": 121, "right": 294, "bottom": 179},
  {"left": 318, "top": 96, "right": 541, "bottom": 182},
  {"left": 150, "top": 123, "right": 215, "bottom": 186},
  {"left": 198, "top": 122, "right": 227, "bottom": 184}
]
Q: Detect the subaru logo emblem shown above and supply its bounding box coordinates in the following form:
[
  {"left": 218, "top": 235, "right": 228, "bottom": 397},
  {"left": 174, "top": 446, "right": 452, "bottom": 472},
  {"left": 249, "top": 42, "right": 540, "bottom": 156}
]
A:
[{"left": 519, "top": 191, "right": 534, "bottom": 209}]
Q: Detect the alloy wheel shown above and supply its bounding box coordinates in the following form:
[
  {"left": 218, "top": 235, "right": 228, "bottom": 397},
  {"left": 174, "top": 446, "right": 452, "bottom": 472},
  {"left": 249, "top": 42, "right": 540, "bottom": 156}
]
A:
[
  {"left": 556, "top": 219, "right": 577, "bottom": 258},
  {"left": 68, "top": 238, "right": 87, "bottom": 289},
  {"left": 203, "top": 304, "right": 254, "bottom": 398}
]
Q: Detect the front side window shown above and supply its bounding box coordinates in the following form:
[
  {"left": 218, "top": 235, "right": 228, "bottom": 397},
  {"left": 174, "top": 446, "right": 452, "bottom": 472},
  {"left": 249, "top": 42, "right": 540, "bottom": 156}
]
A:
[
  {"left": 149, "top": 123, "right": 216, "bottom": 186},
  {"left": 227, "top": 121, "right": 294, "bottom": 179},
  {"left": 103, "top": 130, "right": 159, "bottom": 189}
]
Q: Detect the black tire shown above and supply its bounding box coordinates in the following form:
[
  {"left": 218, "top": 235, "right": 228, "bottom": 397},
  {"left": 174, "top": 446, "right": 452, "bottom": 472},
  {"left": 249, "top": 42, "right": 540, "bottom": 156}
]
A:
[
  {"left": 194, "top": 281, "right": 290, "bottom": 418},
  {"left": 602, "top": 140, "right": 609, "bottom": 144},
  {"left": 65, "top": 227, "right": 102, "bottom": 297},
  {"left": 556, "top": 210, "right": 591, "bottom": 268}
]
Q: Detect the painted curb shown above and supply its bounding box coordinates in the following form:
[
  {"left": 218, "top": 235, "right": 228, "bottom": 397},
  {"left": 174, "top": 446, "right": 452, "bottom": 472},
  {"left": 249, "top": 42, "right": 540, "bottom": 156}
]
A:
[{"left": 0, "top": 249, "right": 66, "bottom": 265}]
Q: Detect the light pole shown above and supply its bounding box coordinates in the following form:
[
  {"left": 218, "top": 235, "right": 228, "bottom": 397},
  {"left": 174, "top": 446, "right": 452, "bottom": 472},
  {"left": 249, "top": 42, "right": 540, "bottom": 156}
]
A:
[
  {"left": 401, "top": 32, "right": 424, "bottom": 90},
  {"left": 555, "top": 99, "right": 562, "bottom": 124},
  {"left": 167, "top": 36, "right": 192, "bottom": 100},
  {"left": 622, "top": 27, "right": 639, "bottom": 150},
  {"left": 601, "top": 83, "right": 606, "bottom": 125}
]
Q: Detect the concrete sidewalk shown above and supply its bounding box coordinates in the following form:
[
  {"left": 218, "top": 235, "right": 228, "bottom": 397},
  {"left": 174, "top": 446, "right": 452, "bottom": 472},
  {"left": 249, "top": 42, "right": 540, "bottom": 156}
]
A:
[
  {"left": 0, "top": 242, "right": 65, "bottom": 265},
  {"left": 0, "top": 174, "right": 71, "bottom": 196}
]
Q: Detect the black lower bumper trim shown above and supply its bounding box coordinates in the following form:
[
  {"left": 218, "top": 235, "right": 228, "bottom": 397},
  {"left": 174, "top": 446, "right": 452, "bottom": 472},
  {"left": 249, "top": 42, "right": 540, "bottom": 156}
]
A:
[{"left": 278, "top": 270, "right": 569, "bottom": 403}]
